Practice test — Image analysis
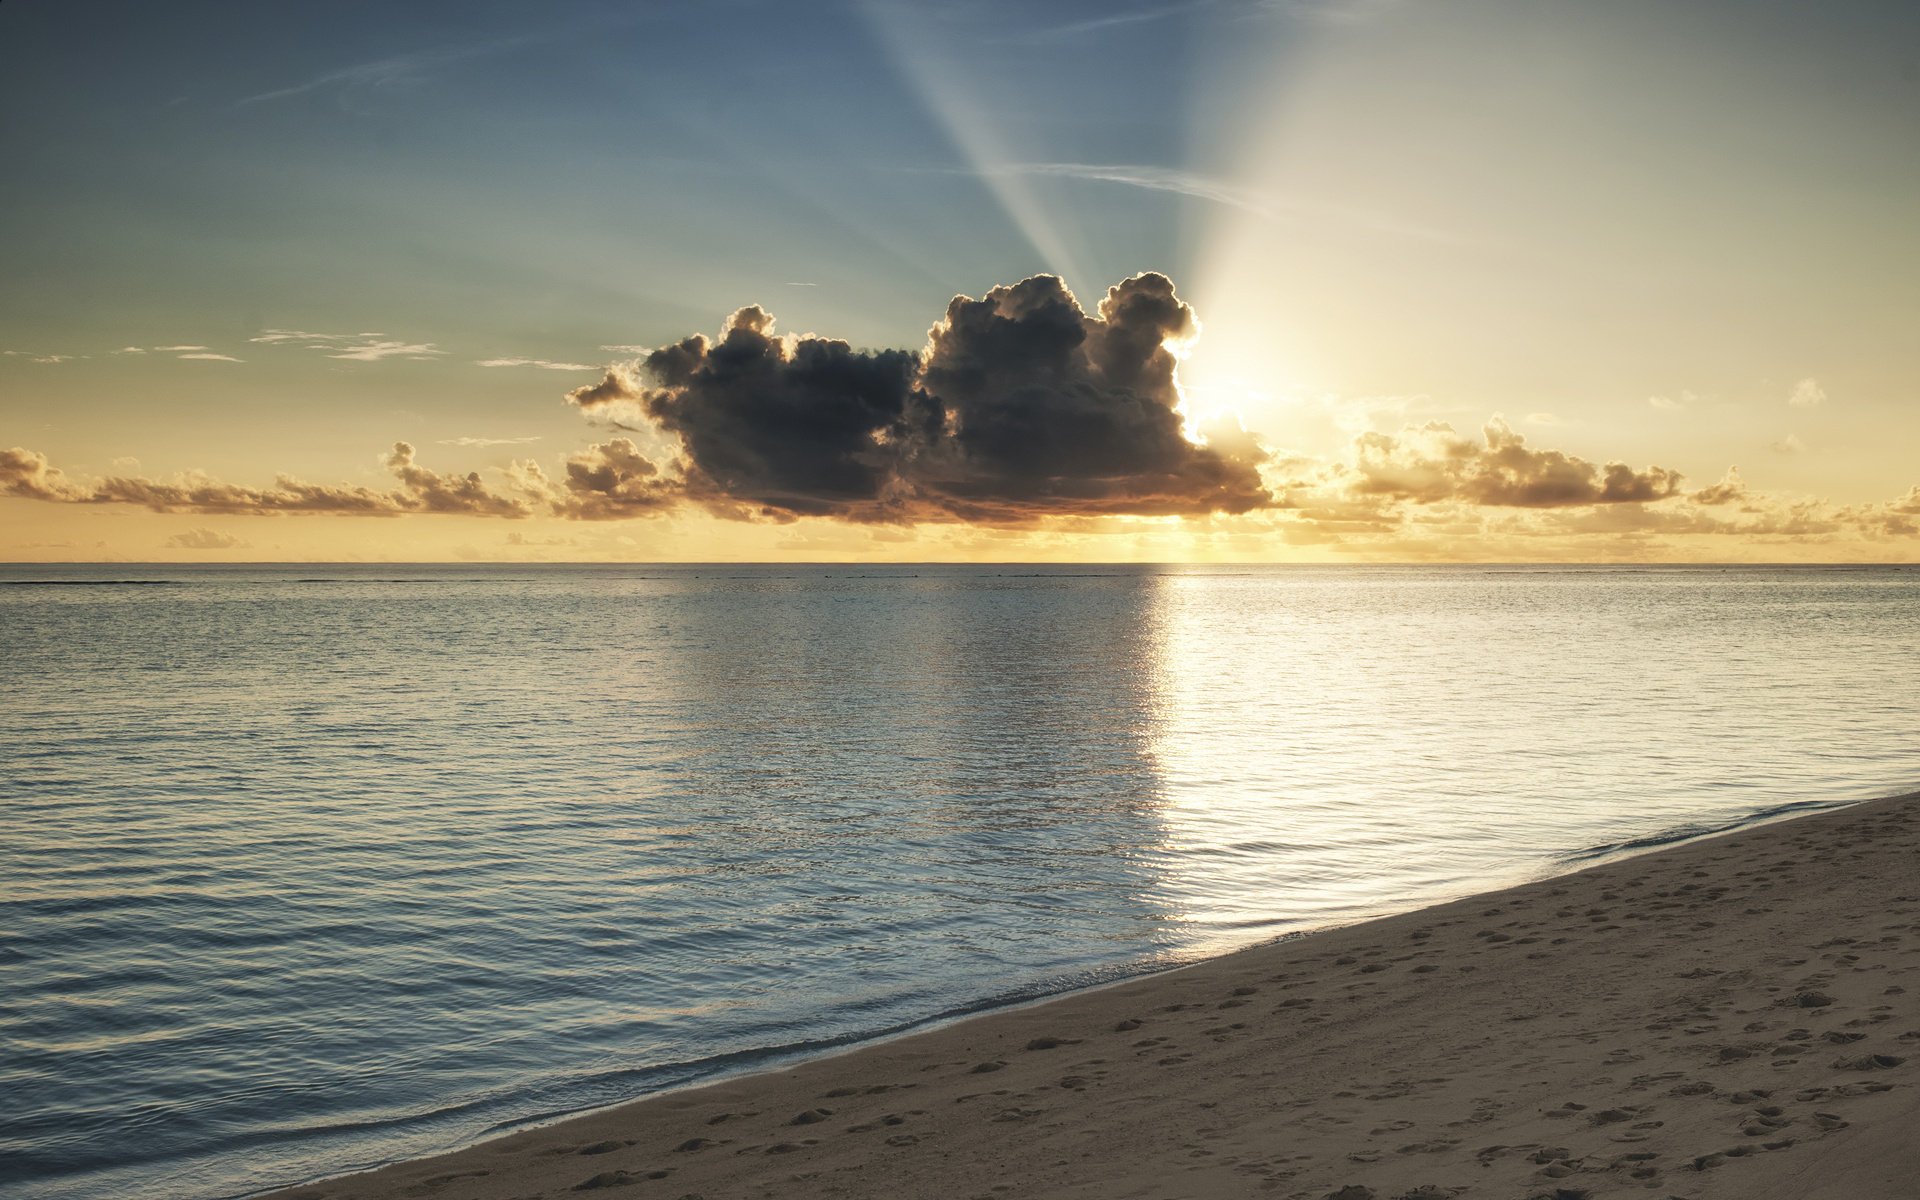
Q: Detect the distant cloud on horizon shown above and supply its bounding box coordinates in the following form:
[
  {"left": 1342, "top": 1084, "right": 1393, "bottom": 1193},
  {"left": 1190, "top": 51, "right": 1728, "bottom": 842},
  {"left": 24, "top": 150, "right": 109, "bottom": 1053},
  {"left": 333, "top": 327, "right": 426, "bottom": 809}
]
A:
[{"left": 165, "top": 528, "right": 250, "bottom": 550}]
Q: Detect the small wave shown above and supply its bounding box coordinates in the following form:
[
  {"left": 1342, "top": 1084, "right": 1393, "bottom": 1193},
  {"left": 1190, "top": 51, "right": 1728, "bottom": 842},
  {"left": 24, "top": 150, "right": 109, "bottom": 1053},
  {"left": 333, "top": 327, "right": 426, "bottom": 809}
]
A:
[
  {"left": 1559, "top": 798, "right": 1855, "bottom": 863},
  {"left": 476, "top": 956, "right": 1190, "bottom": 1141},
  {"left": 0, "top": 580, "right": 181, "bottom": 587}
]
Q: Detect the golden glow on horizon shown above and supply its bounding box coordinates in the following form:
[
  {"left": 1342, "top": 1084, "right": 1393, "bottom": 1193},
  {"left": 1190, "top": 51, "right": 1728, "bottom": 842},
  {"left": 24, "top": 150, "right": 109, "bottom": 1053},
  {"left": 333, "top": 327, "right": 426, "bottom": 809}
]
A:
[{"left": 4, "top": 4, "right": 1917, "bottom": 564}]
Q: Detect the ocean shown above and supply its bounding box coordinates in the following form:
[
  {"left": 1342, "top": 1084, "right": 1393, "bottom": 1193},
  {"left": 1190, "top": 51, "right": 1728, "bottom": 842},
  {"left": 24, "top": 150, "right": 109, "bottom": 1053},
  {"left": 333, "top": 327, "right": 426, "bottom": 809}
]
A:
[{"left": 4, "top": 562, "right": 1917, "bottom": 1199}]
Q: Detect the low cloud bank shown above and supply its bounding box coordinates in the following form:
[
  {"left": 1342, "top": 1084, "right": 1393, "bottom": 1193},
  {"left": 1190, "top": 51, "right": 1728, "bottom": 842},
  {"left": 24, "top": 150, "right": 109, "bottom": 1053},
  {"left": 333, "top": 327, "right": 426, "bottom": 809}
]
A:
[
  {"left": 1346, "top": 418, "right": 1682, "bottom": 508},
  {"left": 2, "top": 443, "right": 531, "bottom": 517},
  {"left": 10, "top": 271, "right": 1915, "bottom": 550}
]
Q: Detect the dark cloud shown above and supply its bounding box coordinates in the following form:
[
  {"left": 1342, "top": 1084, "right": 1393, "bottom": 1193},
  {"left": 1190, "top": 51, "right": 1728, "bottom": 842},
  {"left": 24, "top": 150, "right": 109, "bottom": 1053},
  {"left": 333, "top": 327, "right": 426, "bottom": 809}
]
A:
[
  {"left": 1348, "top": 418, "right": 1684, "bottom": 507},
  {"left": 912, "top": 273, "right": 1268, "bottom": 520},
  {"left": 572, "top": 273, "right": 1268, "bottom": 522},
  {"left": 645, "top": 307, "right": 931, "bottom": 517},
  {"left": 3, "top": 442, "right": 531, "bottom": 517}
]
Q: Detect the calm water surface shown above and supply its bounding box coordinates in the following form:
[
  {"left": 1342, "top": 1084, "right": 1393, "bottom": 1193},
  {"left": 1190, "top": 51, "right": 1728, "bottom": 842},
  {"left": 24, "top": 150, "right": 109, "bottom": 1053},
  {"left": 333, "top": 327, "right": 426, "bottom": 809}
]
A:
[{"left": 3, "top": 563, "right": 1917, "bottom": 1198}]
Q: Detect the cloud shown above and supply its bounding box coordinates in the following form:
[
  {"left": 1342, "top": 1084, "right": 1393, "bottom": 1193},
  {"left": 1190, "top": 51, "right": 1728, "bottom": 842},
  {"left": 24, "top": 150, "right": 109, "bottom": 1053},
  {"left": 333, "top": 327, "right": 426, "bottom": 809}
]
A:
[
  {"left": 1690, "top": 467, "right": 1751, "bottom": 507},
  {"left": 382, "top": 443, "right": 529, "bottom": 515},
  {"left": 914, "top": 273, "right": 1269, "bottom": 519},
  {"left": 1, "top": 447, "right": 87, "bottom": 502},
  {"left": 1343, "top": 417, "right": 1683, "bottom": 507},
  {"left": 1788, "top": 377, "right": 1827, "bottom": 407},
  {"left": 508, "top": 438, "right": 679, "bottom": 520},
  {"left": 23, "top": 271, "right": 1879, "bottom": 551},
  {"left": 113, "top": 346, "right": 147, "bottom": 355},
  {"left": 1015, "top": 1, "right": 1213, "bottom": 43},
  {"left": 178, "top": 352, "right": 243, "bottom": 362},
  {"left": 241, "top": 49, "right": 449, "bottom": 106},
  {"left": 4, "top": 351, "right": 75, "bottom": 364},
  {"left": 166, "top": 528, "right": 250, "bottom": 550},
  {"left": 155, "top": 345, "right": 208, "bottom": 352},
  {"left": 237, "top": 34, "right": 538, "bottom": 109},
  {"left": 1773, "top": 433, "right": 1806, "bottom": 454},
  {"left": 972, "top": 162, "right": 1282, "bottom": 219},
  {"left": 250, "top": 329, "right": 443, "bottom": 361},
  {"left": 329, "top": 341, "right": 443, "bottom": 362},
  {"left": 581, "top": 304, "right": 929, "bottom": 519},
  {"left": 573, "top": 272, "right": 1269, "bottom": 522},
  {"left": 2, "top": 443, "right": 530, "bottom": 517},
  {"left": 249, "top": 329, "right": 380, "bottom": 344},
  {"left": 476, "top": 357, "right": 597, "bottom": 371}
]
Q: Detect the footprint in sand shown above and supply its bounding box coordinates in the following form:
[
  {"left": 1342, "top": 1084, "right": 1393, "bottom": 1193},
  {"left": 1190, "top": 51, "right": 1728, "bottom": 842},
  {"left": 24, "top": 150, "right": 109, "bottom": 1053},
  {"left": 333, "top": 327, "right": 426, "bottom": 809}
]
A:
[
  {"left": 576, "top": 1140, "right": 626, "bottom": 1156},
  {"left": 571, "top": 1170, "right": 635, "bottom": 1190},
  {"left": 1833, "top": 1053, "right": 1904, "bottom": 1070}
]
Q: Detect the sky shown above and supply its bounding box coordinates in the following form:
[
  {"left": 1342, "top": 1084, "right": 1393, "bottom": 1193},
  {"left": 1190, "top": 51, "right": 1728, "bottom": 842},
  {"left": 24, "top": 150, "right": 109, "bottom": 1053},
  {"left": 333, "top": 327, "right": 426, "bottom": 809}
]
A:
[{"left": 2, "top": 0, "right": 1917, "bottom": 562}]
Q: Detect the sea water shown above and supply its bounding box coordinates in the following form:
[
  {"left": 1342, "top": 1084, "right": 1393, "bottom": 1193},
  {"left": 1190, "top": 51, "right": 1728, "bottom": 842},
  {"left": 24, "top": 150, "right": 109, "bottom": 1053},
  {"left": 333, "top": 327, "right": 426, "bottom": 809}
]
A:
[{"left": 4, "top": 563, "right": 1917, "bottom": 1198}]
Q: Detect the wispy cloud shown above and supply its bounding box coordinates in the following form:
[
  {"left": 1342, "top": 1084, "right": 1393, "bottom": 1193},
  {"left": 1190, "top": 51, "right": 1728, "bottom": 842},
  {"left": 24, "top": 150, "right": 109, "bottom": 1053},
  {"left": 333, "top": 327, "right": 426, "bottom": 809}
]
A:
[
  {"left": 1252, "top": 0, "right": 1402, "bottom": 25},
  {"left": 925, "top": 161, "right": 1461, "bottom": 243},
  {"left": 249, "top": 329, "right": 385, "bottom": 344},
  {"left": 438, "top": 436, "right": 544, "bottom": 447},
  {"left": 475, "top": 357, "right": 597, "bottom": 371},
  {"left": 178, "top": 352, "right": 244, "bottom": 363},
  {"left": 330, "top": 341, "right": 443, "bottom": 362},
  {"left": 250, "top": 329, "right": 444, "bottom": 362},
  {"left": 965, "top": 161, "right": 1279, "bottom": 218},
  {"left": 155, "top": 344, "right": 208, "bottom": 352},
  {"left": 238, "top": 35, "right": 535, "bottom": 108},
  {"left": 4, "top": 351, "right": 77, "bottom": 364},
  {"left": 1011, "top": 0, "right": 1392, "bottom": 43},
  {"left": 1015, "top": 1, "right": 1216, "bottom": 43}
]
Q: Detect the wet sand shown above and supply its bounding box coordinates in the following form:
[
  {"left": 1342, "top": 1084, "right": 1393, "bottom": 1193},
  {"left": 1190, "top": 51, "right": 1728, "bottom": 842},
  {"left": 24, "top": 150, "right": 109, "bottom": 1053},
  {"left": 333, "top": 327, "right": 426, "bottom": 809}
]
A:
[{"left": 267, "top": 789, "right": 1920, "bottom": 1200}]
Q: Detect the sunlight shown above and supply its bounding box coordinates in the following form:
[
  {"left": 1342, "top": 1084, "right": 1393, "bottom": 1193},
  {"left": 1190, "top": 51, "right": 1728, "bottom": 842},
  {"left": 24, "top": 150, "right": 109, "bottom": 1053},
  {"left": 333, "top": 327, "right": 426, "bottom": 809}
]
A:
[{"left": 858, "top": 1, "right": 1091, "bottom": 289}]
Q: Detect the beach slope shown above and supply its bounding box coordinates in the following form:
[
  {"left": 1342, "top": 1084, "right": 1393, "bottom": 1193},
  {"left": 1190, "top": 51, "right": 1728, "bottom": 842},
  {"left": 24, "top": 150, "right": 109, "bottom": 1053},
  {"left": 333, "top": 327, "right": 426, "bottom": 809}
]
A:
[{"left": 268, "top": 790, "right": 1920, "bottom": 1200}]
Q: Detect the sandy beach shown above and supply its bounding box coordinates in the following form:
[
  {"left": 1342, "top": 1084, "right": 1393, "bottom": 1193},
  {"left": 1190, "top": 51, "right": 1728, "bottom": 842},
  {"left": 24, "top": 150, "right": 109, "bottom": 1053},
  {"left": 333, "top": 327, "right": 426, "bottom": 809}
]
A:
[{"left": 265, "top": 790, "right": 1920, "bottom": 1200}]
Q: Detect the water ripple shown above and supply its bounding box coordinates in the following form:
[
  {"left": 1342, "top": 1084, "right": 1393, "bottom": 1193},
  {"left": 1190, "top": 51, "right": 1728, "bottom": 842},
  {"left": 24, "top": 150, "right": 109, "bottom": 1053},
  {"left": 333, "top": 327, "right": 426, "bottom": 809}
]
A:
[{"left": 2, "top": 563, "right": 1917, "bottom": 1199}]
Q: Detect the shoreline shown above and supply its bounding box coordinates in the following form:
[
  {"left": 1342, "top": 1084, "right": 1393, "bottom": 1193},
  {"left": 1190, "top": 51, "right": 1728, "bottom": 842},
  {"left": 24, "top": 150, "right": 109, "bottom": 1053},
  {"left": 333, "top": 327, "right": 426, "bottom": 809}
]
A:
[
  {"left": 265, "top": 789, "right": 1920, "bottom": 1200},
  {"left": 260, "top": 796, "right": 1861, "bottom": 1190}
]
